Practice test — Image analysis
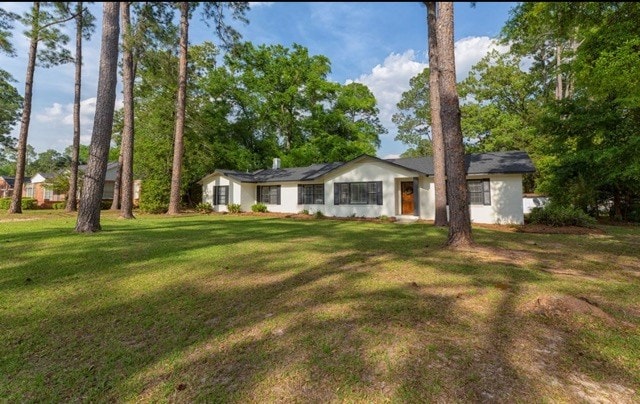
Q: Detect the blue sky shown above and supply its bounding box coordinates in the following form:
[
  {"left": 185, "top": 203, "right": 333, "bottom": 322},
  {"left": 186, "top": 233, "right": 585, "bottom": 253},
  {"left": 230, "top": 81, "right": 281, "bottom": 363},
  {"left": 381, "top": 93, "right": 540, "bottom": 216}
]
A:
[{"left": 0, "top": 2, "right": 517, "bottom": 159}]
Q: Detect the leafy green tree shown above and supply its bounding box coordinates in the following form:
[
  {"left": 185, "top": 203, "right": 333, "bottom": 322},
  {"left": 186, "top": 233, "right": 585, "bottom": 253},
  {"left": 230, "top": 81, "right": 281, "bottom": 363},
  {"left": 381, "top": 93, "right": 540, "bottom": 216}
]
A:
[
  {"left": 27, "top": 149, "right": 69, "bottom": 175},
  {"left": 536, "top": 3, "right": 640, "bottom": 220},
  {"left": 459, "top": 51, "right": 543, "bottom": 153},
  {"left": 0, "top": 70, "right": 22, "bottom": 141},
  {"left": 10, "top": 2, "right": 78, "bottom": 213},
  {"left": 0, "top": 9, "right": 23, "bottom": 177},
  {"left": 133, "top": 48, "right": 179, "bottom": 213},
  {"left": 392, "top": 68, "right": 432, "bottom": 157},
  {"left": 168, "top": 2, "right": 249, "bottom": 214},
  {"left": 221, "top": 42, "right": 384, "bottom": 168}
]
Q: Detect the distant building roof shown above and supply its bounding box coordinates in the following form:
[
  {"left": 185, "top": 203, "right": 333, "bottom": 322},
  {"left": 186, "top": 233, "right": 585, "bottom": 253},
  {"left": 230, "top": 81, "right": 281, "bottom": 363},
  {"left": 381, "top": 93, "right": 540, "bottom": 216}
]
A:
[{"left": 0, "top": 176, "right": 15, "bottom": 187}]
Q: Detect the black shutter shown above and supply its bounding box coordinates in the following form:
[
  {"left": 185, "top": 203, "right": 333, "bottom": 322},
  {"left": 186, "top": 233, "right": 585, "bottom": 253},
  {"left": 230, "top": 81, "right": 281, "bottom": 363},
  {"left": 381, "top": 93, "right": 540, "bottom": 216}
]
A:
[
  {"left": 256, "top": 185, "right": 261, "bottom": 203},
  {"left": 213, "top": 186, "right": 218, "bottom": 205},
  {"left": 483, "top": 179, "right": 491, "bottom": 205},
  {"left": 276, "top": 186, "right": 281, "bottom": 205},
  {"left": 298, "top": 185, "right": 303, "bottom": 204},
  {"left": 224, "top": 186, "right": 229, "bottom": 205},
  {"left": 334, "top": 183, "right": 340, "bottom": 205}
]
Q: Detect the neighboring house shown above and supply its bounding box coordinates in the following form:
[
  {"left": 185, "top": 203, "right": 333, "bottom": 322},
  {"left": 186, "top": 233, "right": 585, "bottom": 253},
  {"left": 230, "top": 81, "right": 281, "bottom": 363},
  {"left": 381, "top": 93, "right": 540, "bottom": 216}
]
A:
[
  {"left": 23, "top": 172, "right": 66, "bottom": 208},
  {"left": 198, "top": 151, "right": 536, "bottom": 225},
  {"left": 0, "top": 176, "right": 14, "bottom": 198},
  {"left": 78, "top": 162, "right": 142, "bottom": 205},
  {"left": 21, "top": 162, "right": 142, "bottom": 208}
]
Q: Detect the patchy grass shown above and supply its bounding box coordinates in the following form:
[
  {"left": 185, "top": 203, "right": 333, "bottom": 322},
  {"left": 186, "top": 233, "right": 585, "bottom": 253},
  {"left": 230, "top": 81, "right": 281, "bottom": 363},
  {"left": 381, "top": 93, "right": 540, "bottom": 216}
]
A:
[{"left": 0, "top": 211, "right": 639, "bottom": 402}]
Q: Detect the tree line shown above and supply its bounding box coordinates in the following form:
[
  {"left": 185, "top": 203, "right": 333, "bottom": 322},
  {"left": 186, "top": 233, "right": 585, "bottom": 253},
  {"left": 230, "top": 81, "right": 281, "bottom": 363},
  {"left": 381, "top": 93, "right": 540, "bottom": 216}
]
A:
[
  {"left": 394, "top": 2, "right": 640, "bottom": 223},
  {"left": 3, "top": 2, "right": 636, "bottom": 244}
]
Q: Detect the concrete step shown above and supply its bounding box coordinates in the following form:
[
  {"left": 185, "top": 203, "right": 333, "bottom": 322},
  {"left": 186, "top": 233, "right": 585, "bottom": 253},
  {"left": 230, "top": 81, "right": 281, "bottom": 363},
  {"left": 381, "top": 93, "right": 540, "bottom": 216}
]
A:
[{"left": 394, "top": 215, "right": 419, "bottom": 224}]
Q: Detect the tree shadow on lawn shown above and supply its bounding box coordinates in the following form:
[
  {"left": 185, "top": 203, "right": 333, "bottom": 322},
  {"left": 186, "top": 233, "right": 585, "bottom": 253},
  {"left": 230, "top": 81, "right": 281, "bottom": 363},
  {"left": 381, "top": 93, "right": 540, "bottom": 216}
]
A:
[
  {"left": 0, "top": 217, "right": 441, "bottom": 293},
  {"left": 1, "top": 217, "right": 639, "bottom": 401}
]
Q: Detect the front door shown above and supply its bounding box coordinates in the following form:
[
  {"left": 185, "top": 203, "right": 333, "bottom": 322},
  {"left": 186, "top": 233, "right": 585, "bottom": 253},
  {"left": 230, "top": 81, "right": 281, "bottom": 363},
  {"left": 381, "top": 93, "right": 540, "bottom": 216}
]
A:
[{"left": 401, "top": 181, "right": 414, "bottom": 215}]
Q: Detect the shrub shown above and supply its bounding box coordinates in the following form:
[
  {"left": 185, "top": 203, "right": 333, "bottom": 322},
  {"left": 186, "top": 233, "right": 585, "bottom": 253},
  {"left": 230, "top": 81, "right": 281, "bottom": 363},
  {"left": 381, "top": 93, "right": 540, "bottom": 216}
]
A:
[
  {"left": 299, "top": 209, "right": 310, "bottom": 215},
  {"left": 0, "top": 197, "right": 37, "bottom": 210},
  {"left": 379, "top": 215, "right": 389, "bottom": 222},
  {"left": 100, "top": 201, "right": 112, "bottom": 210},
  {"left": 251, "top": 203, "right": 268, "bottom": 213},
  {"left": 52, "top": 202, "right": 66, "bottom": 210},
  {"left": 527, "top": 203, "right": 597, "bottom": 227},
  {"left": 139, "top": 200, "right": 168, "bottom": 214},
  {"left": 227, "top": 203, "right": 242, "bottom": 214},
  {"left": 313, "top": 210, "right": 325, "bottom": 219},
  {"left": 195, "top": 202, "right": 213, "bottom": 213}
]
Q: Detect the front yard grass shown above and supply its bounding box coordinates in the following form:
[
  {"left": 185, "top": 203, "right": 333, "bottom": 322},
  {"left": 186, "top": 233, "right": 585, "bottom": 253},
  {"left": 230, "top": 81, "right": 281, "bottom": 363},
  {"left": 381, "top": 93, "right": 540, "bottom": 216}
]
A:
[{"left": 1, "top": 211, "right": 639, "bottom": 402}]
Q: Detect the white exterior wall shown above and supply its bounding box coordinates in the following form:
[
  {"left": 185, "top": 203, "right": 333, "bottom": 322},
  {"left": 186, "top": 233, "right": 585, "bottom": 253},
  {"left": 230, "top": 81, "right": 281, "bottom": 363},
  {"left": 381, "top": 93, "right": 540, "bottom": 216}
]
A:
[
  {"left": 238, "top": 183, "right": 254, "bottom": 212},
  {"left": 201, "top": 174, "right": 239, "bottom": 212},
  {"left": 467, "top": 174, "right": 524, "bottom": 224},
  {"left": 321, "top": 160, "right": 418, "bottom": 218},
  {"left": 419, "top": 177, "right": 435, "bottom": 220},
  {"left": 199, "top": 164, "right": 527, "bottom": 224},
  {"left": 257, "top": 182, "right": 299, "bottom": 213}
]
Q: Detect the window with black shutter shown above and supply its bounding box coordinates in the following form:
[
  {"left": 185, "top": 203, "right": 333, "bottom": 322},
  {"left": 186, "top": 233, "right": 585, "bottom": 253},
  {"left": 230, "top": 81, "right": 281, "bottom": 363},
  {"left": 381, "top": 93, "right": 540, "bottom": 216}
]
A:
[
  {"left": 212, "top": 185, "right": 229, "bottom": 205},
  {"left": 467, "top": 179, "right": 491, "bottom": 205},
  {"left": 257, "top": 185, "right": 281, "bottom": 205}
]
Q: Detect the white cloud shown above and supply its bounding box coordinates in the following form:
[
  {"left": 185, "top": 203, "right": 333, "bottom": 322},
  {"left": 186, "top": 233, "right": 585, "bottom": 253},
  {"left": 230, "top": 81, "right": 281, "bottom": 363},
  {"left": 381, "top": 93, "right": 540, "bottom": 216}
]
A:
[
  {"left": 348, "top": 50, "right": 427, "bottom": 131},
  {"left": 28, "top": 97, "right": 123, "bottom": 152},
  {"left": 454, "top": 36, "right": 510, "bottom": 80},
  {"left": 348, "top": 36, "right": 508, "bottom": 137},
  {"left": 249, "top": 2, "right": 274, "bottom": 8},
  {"left": 382, "top": 153, "right": 401, "bottom": 159}
]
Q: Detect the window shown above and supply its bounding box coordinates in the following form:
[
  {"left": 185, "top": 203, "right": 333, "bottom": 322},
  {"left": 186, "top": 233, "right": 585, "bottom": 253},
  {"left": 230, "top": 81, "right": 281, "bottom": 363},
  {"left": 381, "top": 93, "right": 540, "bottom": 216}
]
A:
[
  {"left": 334, "top": 182, "right": 382, "bottom": 205},
  {"left": 25, "top": 184, "right": 34, "bottom": 198},
  {"left": 298, "top": 184, "right": 324, "bottom": 204},
  {"left": 212, "top": 185, "right": 229, "bottom": 205},
  {"left": 468, "top": 179, "right": 491, "bottom": 205},
  {"left": 257, "top": 185, "right": 281, "bottom": 205},
  {"left": 44, "top": 187, "right": 53, "bottom": 200}
]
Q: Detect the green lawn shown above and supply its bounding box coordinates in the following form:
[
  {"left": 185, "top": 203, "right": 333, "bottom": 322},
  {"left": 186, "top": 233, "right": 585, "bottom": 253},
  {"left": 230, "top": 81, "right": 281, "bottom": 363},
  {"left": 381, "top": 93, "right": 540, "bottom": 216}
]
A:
[{"left": 1, "top": 211, "right": 639, "bottom": 402}]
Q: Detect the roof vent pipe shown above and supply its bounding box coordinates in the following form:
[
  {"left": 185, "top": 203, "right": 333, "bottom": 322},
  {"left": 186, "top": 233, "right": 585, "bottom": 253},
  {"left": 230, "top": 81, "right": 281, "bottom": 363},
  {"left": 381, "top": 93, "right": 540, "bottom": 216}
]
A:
[{"left": 272, "top": 158, "right": 281, "bottom": 170}]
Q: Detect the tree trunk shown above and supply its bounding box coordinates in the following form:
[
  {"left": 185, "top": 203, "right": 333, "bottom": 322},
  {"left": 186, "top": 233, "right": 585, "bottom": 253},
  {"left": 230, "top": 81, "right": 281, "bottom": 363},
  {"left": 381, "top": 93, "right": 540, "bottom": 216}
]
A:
[
  {"left": 167, "top": 2, "right": 189, "bottom": 215},
  {"left": 437, "top": 2, "right": 473, "bottom": 247},
  {"left": 9, "top": 2, "right": 40, "bottom": 214},
  {"left": 66, "top": 1, "right": 83, "bottom": 212},
  {"left": 427, "top": 2, "right": 448, "bottom": 227},
  {"left": 109, "top": 152, "right": 122, "bottom": 209},
  {"left": 555, "top": 43, "right": 563, "bottom": 100},
  {"left": 119, "top": 1, "right": 135, "bottom": 219},
  {"left": 75, "top": 2, "right": 120, "bottom": 233}
]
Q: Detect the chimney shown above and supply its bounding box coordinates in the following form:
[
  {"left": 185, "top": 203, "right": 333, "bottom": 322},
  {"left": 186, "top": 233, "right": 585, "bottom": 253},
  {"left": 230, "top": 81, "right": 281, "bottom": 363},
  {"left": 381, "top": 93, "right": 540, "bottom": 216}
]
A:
[{"left": 272, "top": 158, "right": 281, "bottom": 170}]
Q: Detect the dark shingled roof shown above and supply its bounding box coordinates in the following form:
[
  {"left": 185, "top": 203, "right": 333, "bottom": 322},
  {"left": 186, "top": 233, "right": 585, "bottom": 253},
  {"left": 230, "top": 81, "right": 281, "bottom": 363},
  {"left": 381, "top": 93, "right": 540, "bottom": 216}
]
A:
[
  {"left": 1, "top": 176, "right": 15, "bottom": 187},
  {"left": 387, "top": 151, "right": 536, "bottom": 175},
  {"left": 221, "top": 162, "right": 345, "bottom": 183},
  {"left": 206, "top": 151, "right": 535, "bottom": 183}
]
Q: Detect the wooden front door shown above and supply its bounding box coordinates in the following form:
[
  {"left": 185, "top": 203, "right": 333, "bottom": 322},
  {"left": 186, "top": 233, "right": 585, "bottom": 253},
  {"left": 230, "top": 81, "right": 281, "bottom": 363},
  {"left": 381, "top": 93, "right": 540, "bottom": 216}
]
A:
[{"left": 401, "top": 181, "right": 414, "bottom": 215}]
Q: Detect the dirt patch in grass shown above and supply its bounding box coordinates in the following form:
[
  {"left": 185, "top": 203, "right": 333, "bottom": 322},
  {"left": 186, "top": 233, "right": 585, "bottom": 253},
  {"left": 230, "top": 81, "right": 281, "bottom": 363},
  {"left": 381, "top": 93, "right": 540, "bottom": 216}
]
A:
[
  {"left": 515, "top": 224, "right": 605, "bottom": 235},
  {"left": 524, "top": 294, "right": 636, "bottom": 330}
]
